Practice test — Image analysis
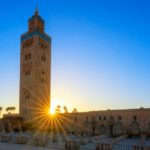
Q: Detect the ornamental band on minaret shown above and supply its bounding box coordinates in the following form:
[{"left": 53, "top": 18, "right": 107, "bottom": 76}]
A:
[{"left": 19, "top": 9, "right": 51, "bottom": 120}]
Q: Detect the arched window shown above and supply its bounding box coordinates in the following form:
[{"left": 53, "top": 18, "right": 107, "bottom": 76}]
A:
[
  {"left": 74, "top": 117, "right": 77, "bottom": 122},
  {"left": 24, "top": 91, "right": 30, "bottom": 101},
  {"left": 25, "top": 69, "right": 31, "bottom": 76},
  {"left": 147, "top": 122, "right": 150, "bottom": 137},
  {"left": 41, "top": 71, "right": 46, "bottom": 85},
  {"left": 23, "top": 38, "right": 33, "bottom": 49},
  {"left": 129, "top": 121, "right": 140, "bottom": 136},
  {"left": 41, "top": 78, "right": 44, "bottom": 84},
  {"left": 133, "top": 116, "right": 137, "bottom": 121},
  {"left": 113, "top": 121, "right": 124, "bottom": 137},
  {"left": 84, "top": 119, "right": 90, "bottom": 128},
  {"left": 118, "top": 116, "right": 122, "bottom": 120},
  {"left": 41, "top": 54, "right": 46, "bottom": 62},
  {"left": 99, "top": 124, "right": 105, "bottom": 134},
  {"left": 42, "top": 71, "right": 45, "bottom": 75}
]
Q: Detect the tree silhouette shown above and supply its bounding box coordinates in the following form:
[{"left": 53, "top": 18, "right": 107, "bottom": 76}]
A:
[
  {"left": 6, "top": 107, "right": 11, "bottom": 114},
  {"left": 0, "top": 107, "right": 3, "bottom": 118},
  {"left": 63, "top": 106, "right": 68, "bottom": 113},
  {"left": 55, "top": 105, "right": 61, "bottom": 114},
  {"left": 72, "top": 108, "right": 78, "bottom": 113},
  {"left": 10, "top": 107, "right": 16, "bottom": 113},
  {"left": 6, "top": 106, "right": 16, "bottom": 114}
]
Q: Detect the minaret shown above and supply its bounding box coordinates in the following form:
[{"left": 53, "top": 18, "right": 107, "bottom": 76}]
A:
[{"left": 19, "top": 9, "right": 51, "bottom": 120}]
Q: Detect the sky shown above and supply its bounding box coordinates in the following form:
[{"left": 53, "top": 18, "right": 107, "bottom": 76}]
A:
[{"left": 0, "top": 0, "right": 150, "bottom": 114}]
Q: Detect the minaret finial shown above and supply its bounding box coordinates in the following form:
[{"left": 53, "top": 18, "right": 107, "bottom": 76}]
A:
[{"left": 35, "top": 6, "right": 38, "bottom": 15}]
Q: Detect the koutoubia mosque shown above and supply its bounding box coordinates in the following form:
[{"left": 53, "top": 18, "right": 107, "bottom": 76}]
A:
[
  {"left": 1, "top": 9, "right": 150, "bottom": 138},
  {"left": 20, "top": 9, "right": 51, "bottom": 120}
]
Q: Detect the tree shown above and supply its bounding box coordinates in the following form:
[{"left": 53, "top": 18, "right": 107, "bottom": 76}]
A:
[
  {"left": 55, "top": 105, "right": 61, "bottom": 114},
  {"left": 6, "top": 107, "right": 11, "bottom": 114},
  {"left": 6, "top": 106, "right": 16, "bottom": 114},
  {"left": 72, "top": 108, "right": 78, "bottom": 113},
  {"left": 0, "top": 107, "right": 3, "bottom": 118},
  {"left": 10, "top": 107, "right": 16, "bottom": 113},
  {"left": 63, "top": 106, "right": 68, "bottom": 113},
  {"left": 140, "top": 106, "right": 144, "bottom": 109}
]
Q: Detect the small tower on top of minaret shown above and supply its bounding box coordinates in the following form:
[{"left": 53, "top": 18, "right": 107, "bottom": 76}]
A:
[
  {"left": 28, "top": 8, "right": 44, "bottom": 33},
  {"left": 20, "top": 9, "right": 51, "bottom": 121}
]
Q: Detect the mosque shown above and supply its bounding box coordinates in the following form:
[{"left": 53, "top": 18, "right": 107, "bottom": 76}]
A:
[{"left": 1, "top": 10, "right": 150, "bottom": 138}]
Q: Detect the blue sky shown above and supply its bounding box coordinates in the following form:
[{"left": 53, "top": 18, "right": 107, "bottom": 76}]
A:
[{"left": 0, "top": 0, "right": 150, "bottom": 113}]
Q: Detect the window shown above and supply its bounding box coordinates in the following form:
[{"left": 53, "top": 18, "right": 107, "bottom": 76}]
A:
[
  {"left": 24, "top": 92, "right": 30, "bottom": 101},
  {"left": 23, "top": 38, "right": 33, "bottom": 49},
  {"left": 39, "top": 38, "right": 48, "bottom": 50},
  {"left": 24, "top": 53, "right": 31, "bottom": 61},
  {"left": 42, "top": 71, "right": 45, "bottom": 75},
  {"left": 75, "top": 117, "right": 77, "bottom": 121},
  {"left": 41, "top": 55, "right": 46, "bottom": 62},
  {"left": 118, "top": 116, "right": 122, "bottom": 120},
  {"left": 41, "top": 71, "right": 46, "bottom": 85},
  {"left": 25, "top": 94, "right": 29, "bottom": 100},
  {"left": 133, "top": 116, "right": 137, "bottom": 121},
  {"left": 41, "top": 78, "right": 44, "bottom": 84},
  {"left": 25, "top": 69, "right": 30, "bottom": 76},
  {"left": 28, "top": 53, "right": 31, "bottom": 59},
  {"left": 104, "top": 116, "right": 106, "bottom": 120},
  {"left": 99, "top": 117, "right": 101, "bottom": 120}
]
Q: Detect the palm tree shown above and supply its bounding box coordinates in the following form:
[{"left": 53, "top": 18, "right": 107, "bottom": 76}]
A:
[
  {"left": 10, "top": 107, "right": 16, "bottom": 113},
  {"left": 55, "top": 105, "right": 61, "bottom": 114},
  {"left": 72, "top": 108, "right": 78, "bottom": 113},
  {"left": 6, "top": 106, "right": 16, "bottom": 114},
  {"left": 63, "top": 106, "right": 68, "bottom": 113},
  {"left": 6, "top": 107, "right": 11, "bottom": 114},
  {"left": 0, "top": 107, "right": 3, "bottom": 118}
]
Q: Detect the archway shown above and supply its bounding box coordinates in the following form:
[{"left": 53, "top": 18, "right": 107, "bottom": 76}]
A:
[
  {"left": 146, "top": 122, "right": 150, "bottom": 137},
  {"left": 99, "top": 124, "right": 106, "bottom": 135},
  {"left": 83, "top": 120, "right": 91, "bottom": 135},
  {"left": 113, "top": 121, "right": 124, "bottom": 137},
  {"left": 129, "top": 121, "right": 140, "bottom": 137}
]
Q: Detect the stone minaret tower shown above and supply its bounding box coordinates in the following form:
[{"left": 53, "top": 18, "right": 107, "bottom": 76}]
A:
[{"left": 20, "top": 9, "right": 51, "bottom": 120}]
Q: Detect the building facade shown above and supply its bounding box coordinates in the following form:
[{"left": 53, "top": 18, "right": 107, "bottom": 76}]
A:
[
  {"left": 57, "top": 108, "right": 150, "bottom": 137},
  {"left": 19, "top": 9, "right": 51, "bottom": 120}
]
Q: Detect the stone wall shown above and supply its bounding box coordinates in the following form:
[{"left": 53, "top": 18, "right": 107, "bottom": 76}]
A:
[{"left": 56, "top": 108, "right": 150, "bottom": 137}]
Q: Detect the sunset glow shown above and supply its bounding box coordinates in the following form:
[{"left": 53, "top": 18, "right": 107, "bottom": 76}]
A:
[
  {"left": 50, "top": 107, "right": 55, "bottom": 115},
  {"left": 50, "top": 99, "right": 60, "bottom": 115},
  {"left": 50, "top": 98, "right": 67, "bottom": 114}
]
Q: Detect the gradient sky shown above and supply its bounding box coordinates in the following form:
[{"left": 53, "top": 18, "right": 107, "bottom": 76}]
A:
[{"left": 0, "top": 0, "right": 150, "bottom": 114}]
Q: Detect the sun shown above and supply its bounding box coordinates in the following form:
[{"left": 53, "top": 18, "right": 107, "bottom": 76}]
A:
[
  {"left": 49, "top": 98, "right": 64, "bottom": 115},
  {"left": 49, "top": 99, "right": 57, "bottom": 115},
  {"left": 49, "top": 108, "right": 55, "bottom": 115}
]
